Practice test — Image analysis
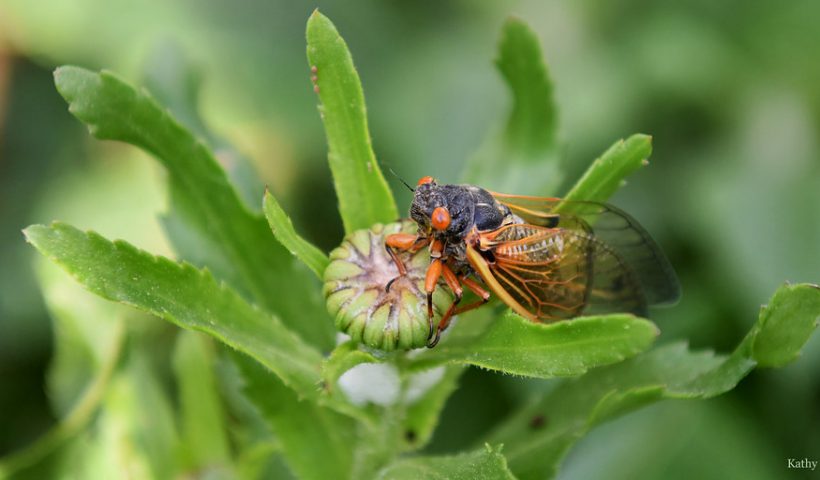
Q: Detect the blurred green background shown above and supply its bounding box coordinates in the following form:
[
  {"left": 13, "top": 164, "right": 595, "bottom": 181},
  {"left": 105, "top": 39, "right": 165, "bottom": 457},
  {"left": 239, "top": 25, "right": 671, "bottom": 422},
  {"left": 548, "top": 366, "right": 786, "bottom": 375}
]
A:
[{"left": 1, "top": 1, "right": 818, "bottom": 478}]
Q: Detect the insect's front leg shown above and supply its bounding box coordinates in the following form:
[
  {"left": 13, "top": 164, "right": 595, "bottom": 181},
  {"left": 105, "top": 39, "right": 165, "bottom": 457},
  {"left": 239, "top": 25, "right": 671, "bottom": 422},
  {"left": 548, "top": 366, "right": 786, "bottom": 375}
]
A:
[
  {"left": 427, "top": 272, "right": 491, "bottom": 348},
  {"left": 420, "top": 239, "right": 448, "bottom": 339},
  {"left": 425, "top": 261, "right": 461, "bottom": 347},
  {"left": 384, "top": 233, "right": 429, "bottom": 291}
]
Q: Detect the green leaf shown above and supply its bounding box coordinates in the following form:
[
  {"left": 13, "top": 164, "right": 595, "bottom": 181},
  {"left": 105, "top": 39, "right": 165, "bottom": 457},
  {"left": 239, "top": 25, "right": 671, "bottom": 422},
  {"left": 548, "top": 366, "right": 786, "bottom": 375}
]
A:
[
  {"left": 233, "top": 353, "right": 356, "bottom": 480},
  {"left": 376, "top": 444, "right": 516, "bottom": 480},
  {"left": 496, "top": 17, "right": 557, "bottom": 158},
  {"left": 140, "top": 42, "right": 265, "bottom": 212},
  {"left": 172, "top": 331, "right": 232, "bottom": 473},
  {"left": 408, "top": 312, "right": 658, "bottom": 377},
  {"left": 484, "top": 283, "right": 820, "bottom": 479},
  {"left": 53, "top": 65, "right": 334, "bottom": 349},
  {"left": 401, "top": 365, "right": 464, "bottom": 451},
  {"left": 306, "top": 10, "right": 399, "bottom": 233},
  {"left": 263, "top": 189, "right": 329, "bottom": 279},
  {"left": 463, "top": 17, "right": 561, "bottom": 195},
  {"left": 558, "top": 134, "right": 652, "bottom": 207},
  {"left": 751, "top": 283, "right": 820, "bottom": 367},
  {"left": 23, "top": 223, "right": 324, "bottom": 400}
]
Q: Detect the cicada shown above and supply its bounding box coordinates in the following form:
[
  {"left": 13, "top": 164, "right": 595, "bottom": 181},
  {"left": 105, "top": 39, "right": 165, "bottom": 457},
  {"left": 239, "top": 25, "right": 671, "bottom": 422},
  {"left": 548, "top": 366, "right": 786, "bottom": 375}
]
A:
[{"left": 385, "top": 176, "right": 681, "bottom": 347}]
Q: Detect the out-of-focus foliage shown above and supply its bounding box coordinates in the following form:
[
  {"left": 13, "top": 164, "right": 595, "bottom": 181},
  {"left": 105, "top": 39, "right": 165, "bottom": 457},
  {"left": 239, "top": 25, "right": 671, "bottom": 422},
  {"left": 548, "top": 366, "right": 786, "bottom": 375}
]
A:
[{"left": 1, "top": 1, "right": 819, "bottom": 479}]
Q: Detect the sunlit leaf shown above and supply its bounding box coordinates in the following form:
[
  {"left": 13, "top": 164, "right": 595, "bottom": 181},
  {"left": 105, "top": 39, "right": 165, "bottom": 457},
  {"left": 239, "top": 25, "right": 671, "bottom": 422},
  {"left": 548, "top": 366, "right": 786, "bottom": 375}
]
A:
[
  {"left": 306, "top": 10, "right": 399, "bottom": 233},
  {"left": 376, "top": 444, "right": 516, "bottom": 480},
  {"left": 408, "top": 312, "right": 657, "bottom": 377}
]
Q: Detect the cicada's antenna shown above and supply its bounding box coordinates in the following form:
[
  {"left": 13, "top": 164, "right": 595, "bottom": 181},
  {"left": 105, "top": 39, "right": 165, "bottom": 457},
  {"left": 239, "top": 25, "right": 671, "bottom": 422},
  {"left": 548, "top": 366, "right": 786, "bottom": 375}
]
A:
[{"left": 387, "top": 166, "right": 414, "bottom": 192}]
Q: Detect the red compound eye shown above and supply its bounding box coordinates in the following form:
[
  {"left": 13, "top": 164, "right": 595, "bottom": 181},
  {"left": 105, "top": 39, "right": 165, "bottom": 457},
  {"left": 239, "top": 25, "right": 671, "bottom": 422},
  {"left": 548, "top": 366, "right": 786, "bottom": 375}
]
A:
[
  {"left": 431, "top": 207, "right": 451, "bottom": 231},
  {"left": 417, "top": 176, "right": 435, "bottom": 186}
]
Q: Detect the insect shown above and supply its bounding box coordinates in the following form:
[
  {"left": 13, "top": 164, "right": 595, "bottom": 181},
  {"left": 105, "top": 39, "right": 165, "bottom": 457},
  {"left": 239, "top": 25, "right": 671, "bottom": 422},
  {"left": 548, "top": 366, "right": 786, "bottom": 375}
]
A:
[{"left": 385, "top": 176, "right": 681, "bottom": 347}]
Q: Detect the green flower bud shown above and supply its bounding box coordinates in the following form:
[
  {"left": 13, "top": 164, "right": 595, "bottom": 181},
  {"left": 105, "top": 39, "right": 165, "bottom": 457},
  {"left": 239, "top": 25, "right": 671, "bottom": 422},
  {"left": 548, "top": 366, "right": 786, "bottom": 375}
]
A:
[{"left": 323, "top": 220, "right": 451, "bottom": 350}]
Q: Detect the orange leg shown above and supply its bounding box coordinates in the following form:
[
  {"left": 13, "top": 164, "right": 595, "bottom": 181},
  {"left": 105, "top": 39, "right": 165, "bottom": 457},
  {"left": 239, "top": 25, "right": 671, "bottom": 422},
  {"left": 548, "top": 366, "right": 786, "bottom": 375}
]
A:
[
  {"left": 424, "top": 239, "right": 448, "bottom": 320},
  {"left": 424, "top": 258, "right": 443, "bottom": 323},
  {"left": 385, "top": 233, "right": 420, "bottom": 250},
  {"left": 418, "top": 240, "right": 449, "bottom": 339},
  {"left": 462, "top": 276, "right": 491, "bottom": 302},
  {"left": 427, "top": 274, "right": 491, "bottom": 348},
  {"left": 384, "top": 233, "right": 429, "bottom": 291},
  {"left": 440, "top": 262, "right": 463, "bottom": 300}
]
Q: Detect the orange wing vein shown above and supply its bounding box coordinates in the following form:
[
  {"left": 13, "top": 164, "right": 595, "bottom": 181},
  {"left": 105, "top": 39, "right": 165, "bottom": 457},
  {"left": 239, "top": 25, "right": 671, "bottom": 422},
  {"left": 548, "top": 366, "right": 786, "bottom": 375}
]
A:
[
  {"left": 490, "top": 192, "right": 681, "bottom": 306},
  {"left": 467, "top": 224, "right": 648, "bottom": 321}
]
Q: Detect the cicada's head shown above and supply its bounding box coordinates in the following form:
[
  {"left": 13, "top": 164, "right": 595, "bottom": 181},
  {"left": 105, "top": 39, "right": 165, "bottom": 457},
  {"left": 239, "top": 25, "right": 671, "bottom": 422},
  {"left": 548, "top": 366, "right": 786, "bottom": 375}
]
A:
[{"left": 409, "top": 176, "right": 473, "bottom": 241}]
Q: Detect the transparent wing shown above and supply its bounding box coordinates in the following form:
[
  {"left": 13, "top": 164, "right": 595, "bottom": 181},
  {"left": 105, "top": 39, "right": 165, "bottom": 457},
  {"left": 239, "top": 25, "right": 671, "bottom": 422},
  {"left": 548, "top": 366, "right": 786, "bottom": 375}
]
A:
[{"left": 490, "top": 192, "right": 681, "bottom": 306}]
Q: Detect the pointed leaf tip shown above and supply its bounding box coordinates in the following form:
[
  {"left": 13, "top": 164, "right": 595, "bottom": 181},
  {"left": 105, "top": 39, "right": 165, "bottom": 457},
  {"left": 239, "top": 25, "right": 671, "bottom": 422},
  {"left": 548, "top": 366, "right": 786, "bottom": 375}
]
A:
[
  {"left": 559, "top": 133, "right": 654, "bottom": 205},
  {"left": 752, "top": 283, "right": 820, "bottom": 367},
  {"left": 263, "top": 189, "right": 329, "bottom": 278},
  {"left": 305, "top": 11, "right": 398, "bottom": 232}
]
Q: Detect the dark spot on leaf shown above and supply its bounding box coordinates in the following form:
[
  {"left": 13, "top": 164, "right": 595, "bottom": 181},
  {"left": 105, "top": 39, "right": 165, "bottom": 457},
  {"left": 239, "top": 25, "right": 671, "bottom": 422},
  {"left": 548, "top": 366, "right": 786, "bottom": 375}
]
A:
[
  {"left": 529, "top": 414, "right": 547, "bottom": 430},
  {"left": 405, "top": 430, "right": 417, "bottom": 443}
]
